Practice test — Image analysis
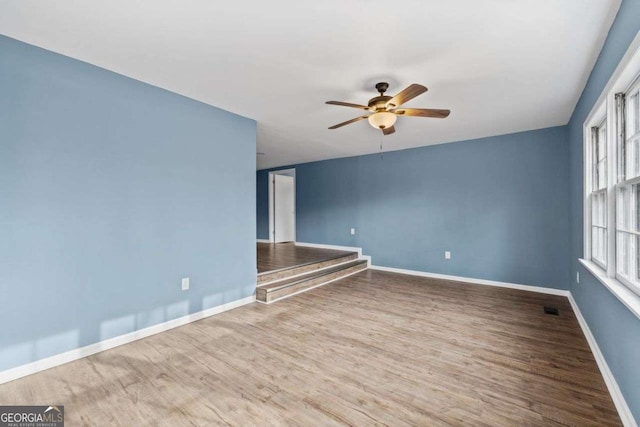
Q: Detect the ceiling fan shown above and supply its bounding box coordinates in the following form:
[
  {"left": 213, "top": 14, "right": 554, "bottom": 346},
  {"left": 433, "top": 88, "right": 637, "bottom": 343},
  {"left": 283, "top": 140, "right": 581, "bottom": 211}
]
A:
[{"left": 326, "top": 82, "right": 450, "bottom": 135}]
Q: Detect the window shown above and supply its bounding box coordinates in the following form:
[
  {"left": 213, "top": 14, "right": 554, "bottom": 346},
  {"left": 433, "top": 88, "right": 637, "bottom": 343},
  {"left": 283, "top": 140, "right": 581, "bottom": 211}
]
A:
[
  {"left": 585, "top": 71, "right": 640, "bottom": 299},
  {"left": 583, "top": 33, "right": 640, "bottom": 317},
  {"left": 615, "top": 79, "right": 640, "bottom": 295}
]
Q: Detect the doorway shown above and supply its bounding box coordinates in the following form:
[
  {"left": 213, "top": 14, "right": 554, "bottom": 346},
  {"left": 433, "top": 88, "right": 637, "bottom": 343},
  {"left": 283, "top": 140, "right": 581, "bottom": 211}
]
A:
[{"left": 268, "top": 169, "right": 296, "bottom": 243}]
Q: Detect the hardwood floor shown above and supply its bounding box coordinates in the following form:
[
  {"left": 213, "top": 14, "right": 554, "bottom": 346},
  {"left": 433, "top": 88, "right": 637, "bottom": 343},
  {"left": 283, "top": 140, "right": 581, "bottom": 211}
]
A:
[
  {"left": 257, "top": 242, "right": 355, "bottom": 273},
  {"left": 0, "top": 270, "right": 621, "bottom": 426}
]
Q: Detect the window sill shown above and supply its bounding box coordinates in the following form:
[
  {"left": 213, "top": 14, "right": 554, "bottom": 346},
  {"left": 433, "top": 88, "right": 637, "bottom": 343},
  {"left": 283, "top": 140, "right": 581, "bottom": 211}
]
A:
[{"left": 579, "top": 258, "right": 640, "bottom": 320}]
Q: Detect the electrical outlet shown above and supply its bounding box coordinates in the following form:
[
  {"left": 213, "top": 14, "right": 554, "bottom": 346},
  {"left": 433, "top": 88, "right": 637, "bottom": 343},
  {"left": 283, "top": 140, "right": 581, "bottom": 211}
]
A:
[
  {"left": 350, "top": 228, "right": 356, "bottom": 235},
  {"left": 576, "top": 271, "right": 580, "bottom": 283},
  {"left": 445, "top": 251, "right": 451, "bottom": 260},
  {"left": 181, "top": 277, "right": 190, "bottom": 291}
]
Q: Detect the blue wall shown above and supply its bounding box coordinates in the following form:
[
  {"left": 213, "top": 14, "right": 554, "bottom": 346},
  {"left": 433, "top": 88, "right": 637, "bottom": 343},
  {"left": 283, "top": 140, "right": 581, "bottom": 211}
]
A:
[
  {"left": 258, "top": 126, "right": 571, "bottom": 290},
  {"left": 0, "top": 36, "right": 256, "bottom": 372},
  {"left": 567, "top": 0, "right": 640, "bottom": 420}
]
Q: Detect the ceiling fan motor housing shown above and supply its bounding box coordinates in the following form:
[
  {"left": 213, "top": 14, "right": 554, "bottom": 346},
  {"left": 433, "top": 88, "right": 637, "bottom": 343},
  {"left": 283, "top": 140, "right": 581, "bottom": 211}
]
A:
[{"left": 368, "top": 95, "right": 392, "bottom": 111}]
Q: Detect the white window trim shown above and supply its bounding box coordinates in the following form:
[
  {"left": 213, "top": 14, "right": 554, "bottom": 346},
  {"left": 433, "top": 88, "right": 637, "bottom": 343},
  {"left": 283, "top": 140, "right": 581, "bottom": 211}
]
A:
[
  {"left": 583, "top": 30, "right": 640, "bottom": 321},
  {"left": 589, "top": 118, "right": 609, "bottom": 270},
  {"left": 584, "top": 101, "right": 613, "bottom": 272}
]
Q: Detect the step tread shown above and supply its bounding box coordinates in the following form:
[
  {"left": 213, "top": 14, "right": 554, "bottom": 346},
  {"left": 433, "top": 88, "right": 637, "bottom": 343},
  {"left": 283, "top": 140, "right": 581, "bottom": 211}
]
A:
[
  {"left": 258, "top": 259, "right": 367, "bottom": 293},
  {"left": 257, "top": 251, "right": 359, "bottom": 278}
]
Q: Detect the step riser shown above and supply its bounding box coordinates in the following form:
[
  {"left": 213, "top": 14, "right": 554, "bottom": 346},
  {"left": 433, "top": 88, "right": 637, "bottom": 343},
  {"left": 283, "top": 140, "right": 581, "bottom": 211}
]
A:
[
  {"left": 257, "top": 262, "right": 367, "bottom": 303},
  {"left": 257, "top": 253, "right": 359, "bottom": 285},
  {"left": 259, "top": 259, "right": 367, "bottom": 292}
]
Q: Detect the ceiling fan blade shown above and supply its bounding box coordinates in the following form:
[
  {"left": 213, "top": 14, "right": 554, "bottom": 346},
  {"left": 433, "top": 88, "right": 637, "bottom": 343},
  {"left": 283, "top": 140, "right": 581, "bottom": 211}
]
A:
[
  {"left": 382, "top": 126, "right": 396, "bottom": 136},
  {"left": 328, "top": 115, "right": 369, "bottom": 129},
  {"left": 386, "top": 84, "right": 427, "bottom": 108},
  {"left": 326, "top": 101, "right": 370, "bottom": 110},
  {"left": 394, "top": 108, "right": 450, "bottom": 118}
]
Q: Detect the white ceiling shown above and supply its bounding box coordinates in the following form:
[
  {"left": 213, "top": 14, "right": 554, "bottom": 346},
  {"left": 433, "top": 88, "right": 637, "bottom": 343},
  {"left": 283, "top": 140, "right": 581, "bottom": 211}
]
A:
[{"left": 0, "top": 0, "right": 621, "bottom": 169}]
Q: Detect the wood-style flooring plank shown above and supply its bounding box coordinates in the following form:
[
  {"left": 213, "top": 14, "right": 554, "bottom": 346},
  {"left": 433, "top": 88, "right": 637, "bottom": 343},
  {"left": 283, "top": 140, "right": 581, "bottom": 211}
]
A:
[{"left": 0, "top": 269, "right": 621, "bottom": 426}]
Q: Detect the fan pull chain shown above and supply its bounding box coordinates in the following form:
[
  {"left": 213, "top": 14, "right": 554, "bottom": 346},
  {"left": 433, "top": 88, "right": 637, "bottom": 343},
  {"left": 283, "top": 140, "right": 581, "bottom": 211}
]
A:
[{"left": 380, "top": 135, "right": 384, "bottom": 160}]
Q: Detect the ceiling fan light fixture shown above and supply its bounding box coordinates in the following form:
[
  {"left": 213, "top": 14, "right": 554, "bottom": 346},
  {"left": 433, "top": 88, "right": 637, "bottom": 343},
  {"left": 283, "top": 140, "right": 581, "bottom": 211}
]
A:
[{"left": 368, "top": 111, "right": 396, "bottom": 130}]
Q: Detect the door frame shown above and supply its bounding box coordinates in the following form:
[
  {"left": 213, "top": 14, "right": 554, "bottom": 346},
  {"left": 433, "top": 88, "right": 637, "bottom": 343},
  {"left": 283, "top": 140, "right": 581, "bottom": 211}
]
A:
[{"left": 268, "top": 168, "right": 296, "bottom": 243}]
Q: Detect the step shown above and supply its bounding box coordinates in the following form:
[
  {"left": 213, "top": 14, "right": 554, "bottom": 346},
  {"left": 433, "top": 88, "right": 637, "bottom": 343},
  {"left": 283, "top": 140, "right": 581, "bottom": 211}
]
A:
[
  {"left": 256, "top": 259, "right": 368, "bottom": 303},
  {"left": 257, "top": 252, "right": 359, "bottom": 285}
]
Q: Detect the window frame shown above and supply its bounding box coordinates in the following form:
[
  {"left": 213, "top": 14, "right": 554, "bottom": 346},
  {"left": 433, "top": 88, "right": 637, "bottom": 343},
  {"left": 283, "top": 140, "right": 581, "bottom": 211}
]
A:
[{"left": 582, "top": 30, "right": 640, "bottom": 320}]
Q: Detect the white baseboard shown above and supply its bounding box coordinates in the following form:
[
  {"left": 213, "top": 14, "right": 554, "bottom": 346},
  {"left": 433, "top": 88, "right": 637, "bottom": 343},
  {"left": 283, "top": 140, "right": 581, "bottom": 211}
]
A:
[
  {"left": 257, "top": 239, "right": 271, "bottom": 243},
  {"left": 567, "top": 294, "right": 637, "bottom": 427},
  {"left": 369, "top": 265, "right": 570, "bottom": 296},
  {"left": 0, "top": 295, "right": 256, "bottom": 385}
]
